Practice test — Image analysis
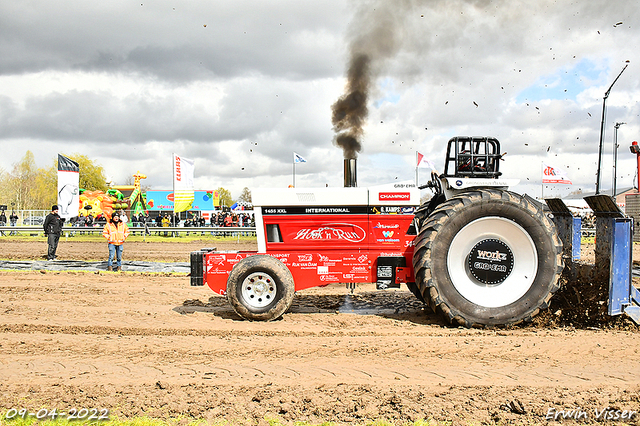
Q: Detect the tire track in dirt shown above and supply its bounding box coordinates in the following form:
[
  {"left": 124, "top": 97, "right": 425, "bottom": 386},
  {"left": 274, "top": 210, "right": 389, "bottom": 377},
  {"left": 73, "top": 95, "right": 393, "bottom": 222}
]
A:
[
  {"left": 1, "top": 247, "right": 639, "bottom": 425},
  {"left": 1, "top": 328, "right": 638, "bottom": 388},
  {"left": 2, "top": 354, "right": 637, "bottom": 389}
]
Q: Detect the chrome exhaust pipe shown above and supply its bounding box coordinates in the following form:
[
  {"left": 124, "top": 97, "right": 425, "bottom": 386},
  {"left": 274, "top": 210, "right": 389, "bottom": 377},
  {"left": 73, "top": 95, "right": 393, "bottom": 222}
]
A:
[{"left": 344, "top": 158, "right": 357, "bottom": 187}]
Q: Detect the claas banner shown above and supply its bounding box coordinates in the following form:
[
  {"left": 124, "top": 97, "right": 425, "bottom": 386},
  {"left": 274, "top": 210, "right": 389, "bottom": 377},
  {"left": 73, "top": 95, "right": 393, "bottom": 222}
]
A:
[{"left": 173, "top": 154, "right": 195, "bottom": 213}]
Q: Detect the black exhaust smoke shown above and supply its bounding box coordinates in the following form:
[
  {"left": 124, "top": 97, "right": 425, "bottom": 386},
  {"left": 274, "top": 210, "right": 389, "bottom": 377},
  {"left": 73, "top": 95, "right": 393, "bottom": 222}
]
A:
[
  {"left": 333, "top": 55, "right": 368, "bottom": 188},
  {"left": 332, "top": 54, "right": 370, "bottom": 161},
  {"left": 332, "top": 1, "right": 406, "bottom": 186}
]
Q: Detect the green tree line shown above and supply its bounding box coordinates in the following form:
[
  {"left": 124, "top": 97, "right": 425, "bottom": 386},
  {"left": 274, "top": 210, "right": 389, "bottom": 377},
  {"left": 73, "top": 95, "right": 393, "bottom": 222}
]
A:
[{"left": 0, "top": 151, "right": 108, "bottom": 210}]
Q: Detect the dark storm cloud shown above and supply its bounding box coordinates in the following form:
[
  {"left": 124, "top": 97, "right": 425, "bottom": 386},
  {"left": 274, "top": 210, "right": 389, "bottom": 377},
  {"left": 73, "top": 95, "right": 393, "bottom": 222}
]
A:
[
  {"left": 0, "top": 90, "right": 217, "bottom": 143},
  {"left": 80, "top": 41, "right": 342, "bottom": 83},
  {"left": 1, "top": 0, "right": 639, "bottom": 193},
  {"left": 0, "top": 1, "right": 345, "bottom": 82},
  {"left": 0, "top": 74, "right": 335, "bottom": 153},
  {"left": 98, "top": 139, "right": 227, "bottom": 166}
]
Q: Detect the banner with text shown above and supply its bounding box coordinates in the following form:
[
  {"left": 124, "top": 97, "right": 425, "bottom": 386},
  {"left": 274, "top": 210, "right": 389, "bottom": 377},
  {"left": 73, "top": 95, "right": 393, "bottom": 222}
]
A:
[{"left": 173, "top": 154, "right": 195, "bottom": 212}]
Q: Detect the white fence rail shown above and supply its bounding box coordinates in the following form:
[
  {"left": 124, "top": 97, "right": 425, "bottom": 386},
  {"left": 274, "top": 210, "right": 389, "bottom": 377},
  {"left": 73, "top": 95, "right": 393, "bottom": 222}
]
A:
[{"left": 0, "top": 225, "right": 256, "bottom": 237}]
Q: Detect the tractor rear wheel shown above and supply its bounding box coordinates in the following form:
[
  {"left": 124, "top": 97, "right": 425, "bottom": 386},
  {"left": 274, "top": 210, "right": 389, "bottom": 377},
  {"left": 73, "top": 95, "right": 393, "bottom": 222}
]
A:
[
  {"left": 227, "top": 255, "right": 295, "bottom": 321},
  {"left": 412, "top": 189, "right": 563, "bottom": 327}
]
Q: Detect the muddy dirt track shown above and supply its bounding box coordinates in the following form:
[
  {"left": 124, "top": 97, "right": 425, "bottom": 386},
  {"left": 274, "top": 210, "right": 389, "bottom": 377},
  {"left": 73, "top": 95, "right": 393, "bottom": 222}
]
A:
[{"left": 0, "top": 239, "right": 639, "bottom": 425}]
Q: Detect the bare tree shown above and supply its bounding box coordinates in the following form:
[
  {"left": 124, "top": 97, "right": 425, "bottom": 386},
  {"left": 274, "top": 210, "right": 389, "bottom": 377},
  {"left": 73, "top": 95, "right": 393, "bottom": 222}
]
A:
[{"left": 238, "top": 187, "right": 252, "bottom": 204}]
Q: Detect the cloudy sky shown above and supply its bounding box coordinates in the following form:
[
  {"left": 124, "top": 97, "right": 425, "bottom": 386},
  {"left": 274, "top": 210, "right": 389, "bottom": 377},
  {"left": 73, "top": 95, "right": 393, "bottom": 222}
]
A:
[{"left": 1, "top": 0, "right": 638, "bottom": 200}]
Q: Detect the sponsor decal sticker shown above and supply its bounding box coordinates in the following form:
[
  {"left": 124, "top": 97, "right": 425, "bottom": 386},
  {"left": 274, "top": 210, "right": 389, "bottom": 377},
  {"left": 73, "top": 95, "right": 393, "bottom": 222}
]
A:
[
  {"left": 319, "top": 254, "right": 342, "bottom": 262},
  {"left": 374, "top": 222, "right": 400, "bottom": 229},
  {"left": 270, "top": 253, "right": 290, "bottom": 262},
  {"left": 207, "top": 255, "right": 227, "bottom": 266},
  {"left": 292, "top": 262, "right": 317, "bottom": 268},
  {"left": 207, "top": 267, "right": 232, "bottom": 275},
  {"left": 319, "top": 275, "right": 340, "bottom": 282},
  {"left": 379, "top": 192, "right": 410, "bottom": 201}
]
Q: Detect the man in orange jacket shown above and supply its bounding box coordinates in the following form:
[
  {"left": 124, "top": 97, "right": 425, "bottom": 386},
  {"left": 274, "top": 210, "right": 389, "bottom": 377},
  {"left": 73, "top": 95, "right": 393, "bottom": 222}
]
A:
[{"left": 103, "top": 212, "right": 130, "bottom": 272}]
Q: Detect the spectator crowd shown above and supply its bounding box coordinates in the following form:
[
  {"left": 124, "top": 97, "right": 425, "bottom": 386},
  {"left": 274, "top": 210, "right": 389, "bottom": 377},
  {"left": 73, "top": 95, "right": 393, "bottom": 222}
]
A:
[{"left": 2, "top": 209, "right": 256, "bottom": 237}]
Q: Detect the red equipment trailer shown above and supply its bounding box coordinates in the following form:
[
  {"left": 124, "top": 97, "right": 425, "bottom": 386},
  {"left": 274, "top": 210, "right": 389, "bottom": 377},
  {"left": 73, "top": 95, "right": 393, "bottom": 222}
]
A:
[{"left": 190, "top": 182, "right": 421, "bottom": 320}]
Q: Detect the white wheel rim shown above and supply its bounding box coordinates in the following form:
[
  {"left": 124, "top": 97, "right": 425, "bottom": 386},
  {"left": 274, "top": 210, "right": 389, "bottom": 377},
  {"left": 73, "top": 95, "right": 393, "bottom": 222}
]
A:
[
  {"left": 447, "top": 216, "right": 538, "bottom": 308},
  {"left": 241, "top": 272, "right": 277, "bottom": 308}
]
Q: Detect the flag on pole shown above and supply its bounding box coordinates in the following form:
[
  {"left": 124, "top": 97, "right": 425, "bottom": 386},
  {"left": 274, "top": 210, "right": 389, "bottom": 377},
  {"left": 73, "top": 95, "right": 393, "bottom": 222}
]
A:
[
  {"left": 542, "top": 163, "right": 572, "bottom": 184},
  {"left": 416, "top": 152, "right": 436, "bottom": 170},
  {"left": 57, "top": 154, "right": 79, "bottom": 219},
  {"left": 293, "top": 152, "right": 307, "bottom": 163},
  {"left": 173, "top": 154, "right": 195, "bottom": 212}
]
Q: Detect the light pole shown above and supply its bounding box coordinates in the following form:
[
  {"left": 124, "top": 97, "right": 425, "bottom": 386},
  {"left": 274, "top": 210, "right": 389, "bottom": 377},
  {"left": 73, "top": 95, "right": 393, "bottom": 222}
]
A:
[
  {"left": 630, "top": 141, "right": 640, "bottom": 192},
  {"left": 595, "top": 61, "right": 629, "bottom": 195},
  {"left": 612, "top": 122, "right": 626, "bottom": 197}
]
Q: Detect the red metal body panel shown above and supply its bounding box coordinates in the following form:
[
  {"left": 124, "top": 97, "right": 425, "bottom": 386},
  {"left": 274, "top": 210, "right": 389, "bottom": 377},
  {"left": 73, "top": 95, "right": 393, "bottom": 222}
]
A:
[{"left": 203, "top": 208, "right": 417, "bottom": 295}]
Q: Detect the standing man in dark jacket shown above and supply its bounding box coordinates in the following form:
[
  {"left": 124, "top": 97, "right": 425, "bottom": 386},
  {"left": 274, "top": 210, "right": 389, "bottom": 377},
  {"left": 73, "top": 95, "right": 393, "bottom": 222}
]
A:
[
  {"left": 9, "top": 211, "right": 18, "bottom": 235},
  {"left": 43, "top": 205, "right": 65, "bottom": 260},
  {"left": 0, "top": 211, "right": 6, "bottom": 236}
]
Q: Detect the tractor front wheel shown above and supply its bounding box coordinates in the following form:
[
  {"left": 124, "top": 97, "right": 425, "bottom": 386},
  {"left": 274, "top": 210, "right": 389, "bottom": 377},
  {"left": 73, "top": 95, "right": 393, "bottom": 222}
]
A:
[{"left": 226, "top": 255, "right": 295, "bottom": 321}]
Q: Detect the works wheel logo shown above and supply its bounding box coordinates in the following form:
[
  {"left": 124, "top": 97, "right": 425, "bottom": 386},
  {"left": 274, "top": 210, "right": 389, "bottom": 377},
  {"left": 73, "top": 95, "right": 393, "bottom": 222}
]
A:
[
  {"left": 468, "top": 238, "right": 514, "bottom": 285},
  {"left": 379, "top": 192, "right": 410, "bottom": 201},
  {"left": 476, "top": 250, "right": 508, "bottom": 262}
]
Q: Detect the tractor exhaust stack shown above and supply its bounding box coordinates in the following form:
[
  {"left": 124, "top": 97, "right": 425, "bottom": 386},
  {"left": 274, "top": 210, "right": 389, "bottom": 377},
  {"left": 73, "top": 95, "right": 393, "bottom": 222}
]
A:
[{"left": 344, "top": 159, "right": 357, "bottom": 187}]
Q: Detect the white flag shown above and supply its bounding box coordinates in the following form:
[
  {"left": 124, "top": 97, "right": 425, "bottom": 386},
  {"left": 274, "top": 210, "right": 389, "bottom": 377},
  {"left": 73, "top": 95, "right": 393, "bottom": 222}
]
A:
[
  {"left": 542, "top": 163, "right": 572, "bottom": 185},
  {"left": 57, "top": 154, "right": 79, "bottom": 219},
  {"left": 293, "top": 152, "right": 307, "bottom": 163},
  {"left": 173, "top": 153, "right": 195, "bottom": 212},
  {"left": 416, "top": 152, "right": 436, "bottom": 170}
]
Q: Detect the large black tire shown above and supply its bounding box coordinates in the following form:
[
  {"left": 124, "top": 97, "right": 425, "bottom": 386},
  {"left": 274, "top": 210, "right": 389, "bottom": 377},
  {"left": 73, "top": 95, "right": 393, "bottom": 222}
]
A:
[
  {"left": 412, "top": 189, "right": 563, "bottom": 327},
  {"left": 405, "top": 281, "right": 426, "bottom": 303},
  {"left": 226, "top": 255, "right": 295, "bottom": 321}
]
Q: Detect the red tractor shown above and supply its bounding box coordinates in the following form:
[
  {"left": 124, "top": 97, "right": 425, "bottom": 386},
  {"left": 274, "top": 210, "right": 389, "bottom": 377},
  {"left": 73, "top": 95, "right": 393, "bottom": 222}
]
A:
[{"left": 190, "top": 136, "right": 563, "bottom": 327}]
